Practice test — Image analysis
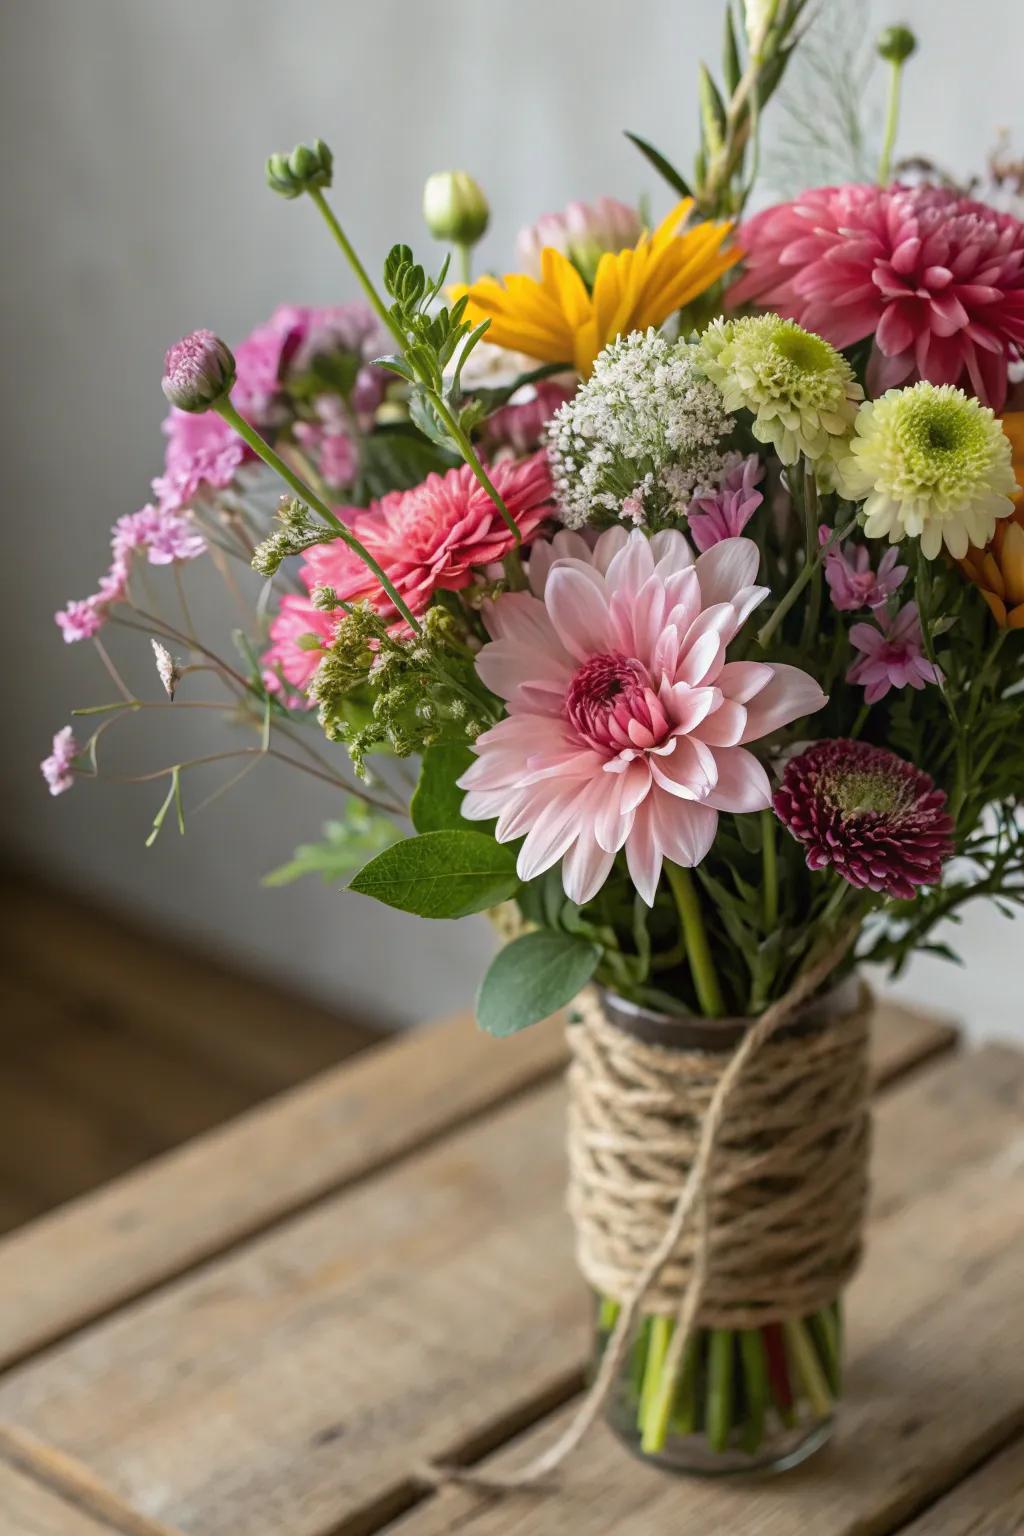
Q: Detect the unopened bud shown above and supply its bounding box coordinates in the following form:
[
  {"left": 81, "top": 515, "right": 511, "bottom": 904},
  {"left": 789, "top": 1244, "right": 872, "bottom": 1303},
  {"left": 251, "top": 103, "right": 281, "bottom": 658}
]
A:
[
  {"left": 877, "top": 25, "right": 917, "bottom": 64},
  {"left": 161, "top": 330, "right": 236, "bottom": 413},
  {"left": 266, "top": 139, "right": 334, "bottom": 199},
  {"left": 422, "top": 171, "right": 490, "bottom": 246}
]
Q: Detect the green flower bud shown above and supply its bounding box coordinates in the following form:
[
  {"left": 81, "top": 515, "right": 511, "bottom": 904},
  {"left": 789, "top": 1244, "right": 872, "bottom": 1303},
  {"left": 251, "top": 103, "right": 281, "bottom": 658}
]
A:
[
  {"left": 876, "top": 25, "right": 917, "bottom": 64},
  {"left": 422, "top": 170, "right": 490, "bottom": 246},
  {"left": 266, "top": 139, "right": 334, "bottom": 199}
]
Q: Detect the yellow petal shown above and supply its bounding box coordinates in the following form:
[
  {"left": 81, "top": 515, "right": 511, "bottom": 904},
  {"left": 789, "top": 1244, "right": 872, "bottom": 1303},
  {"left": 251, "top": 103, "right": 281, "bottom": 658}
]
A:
[
  {"left": 1001, "top": 520, "right": 1024, "bottom": 605},
  {"left": 650, "top": 198, "right": 695, "bottom": 251},
  {"left": 982, "top": 590, "right": 1010, "bottom": 627}
]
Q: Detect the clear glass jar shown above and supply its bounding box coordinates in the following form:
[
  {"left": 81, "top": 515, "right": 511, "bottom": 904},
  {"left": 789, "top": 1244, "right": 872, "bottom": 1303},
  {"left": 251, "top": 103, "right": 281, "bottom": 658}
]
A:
[{"left": 590, "top": 982, "right": 858, "bottom": 1476}]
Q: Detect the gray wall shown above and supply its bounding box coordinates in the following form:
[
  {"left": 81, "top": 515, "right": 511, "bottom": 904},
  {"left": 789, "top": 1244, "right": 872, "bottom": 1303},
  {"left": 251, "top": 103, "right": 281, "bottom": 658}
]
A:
[{"left": 3, "top": 0, "right": 1022, "bottom": 1034}]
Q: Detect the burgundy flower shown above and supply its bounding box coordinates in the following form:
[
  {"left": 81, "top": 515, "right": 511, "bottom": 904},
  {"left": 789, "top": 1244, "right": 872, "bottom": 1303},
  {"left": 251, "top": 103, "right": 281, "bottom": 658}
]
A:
[
  {"left": 730, "top": 183, "right": 1024, "bottom": 410},
  {"left": 774, "top": 738, "right": 954, "bottom": 900}
]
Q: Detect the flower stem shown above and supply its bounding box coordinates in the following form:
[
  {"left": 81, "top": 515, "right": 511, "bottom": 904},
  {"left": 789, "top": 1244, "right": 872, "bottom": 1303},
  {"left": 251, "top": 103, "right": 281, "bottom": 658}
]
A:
[
  {"left": 455, "top": 241, "right": 472, "bottom": 284},
  {"left": 761, "top": 808, "right": 779, "bottom": 931},
  {"left": 706, "top": 1328, "right": 735, "bottom": 1453},
  {"left": 757, "top": 511, "right": 857, "bottom": 651},
  {"left": 782, "top": 1318, "right": 833, "bottom": 1418},
  {"left": 639, "top": 1315, "right": 673, "bottom": 1451},
  {"left": 213, "top": 399, "right": 422, "bottom": 634},
  {"left": 307, "top": 188, "right": 404, "bottom": 349},
  {"left": 423, "top": 387, "right": 522, "bottom": 546},
  {"left": 665, "top": 863, "right": 725, "bottom": 1017},
  {"left": 800, "top": 463, "right": 823, "bottom": 651},
  {"left": 877, "top": 60, "right": 904, "bottom": 186}
]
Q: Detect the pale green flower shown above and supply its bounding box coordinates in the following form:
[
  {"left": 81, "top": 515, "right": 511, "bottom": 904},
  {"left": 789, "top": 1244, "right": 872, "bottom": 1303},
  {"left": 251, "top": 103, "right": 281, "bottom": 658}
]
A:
[
  {"left": 696, "top": 315, "right": 863, "bottom": 471},
  {"left": 841, "top": 382, "right": 1018, "bottom": 560}
]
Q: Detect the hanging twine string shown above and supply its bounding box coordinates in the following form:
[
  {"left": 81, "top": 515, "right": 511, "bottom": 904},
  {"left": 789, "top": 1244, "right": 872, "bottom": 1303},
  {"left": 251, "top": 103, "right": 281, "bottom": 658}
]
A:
[{"left": 419, "top": 925, "right": 863, "bottom": 1492}]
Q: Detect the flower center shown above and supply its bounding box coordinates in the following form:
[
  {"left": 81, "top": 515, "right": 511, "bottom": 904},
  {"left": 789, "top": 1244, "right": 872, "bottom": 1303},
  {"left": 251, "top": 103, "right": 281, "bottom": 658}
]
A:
[
  {"left": 827, "top": 769, "right": 913, "bottom": 819},
  {"left": 565, "top": 652, "right": 660, "bottom": 752},
  {"left": 773, "top": 324, "right": 832, "bottom": 374}
]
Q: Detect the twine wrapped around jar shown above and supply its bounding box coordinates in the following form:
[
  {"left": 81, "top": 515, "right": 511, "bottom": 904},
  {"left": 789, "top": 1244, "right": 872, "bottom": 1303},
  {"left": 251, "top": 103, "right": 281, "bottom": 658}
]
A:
[{"left": 566, "top": 982, "right": 871, "bottom": 1328}]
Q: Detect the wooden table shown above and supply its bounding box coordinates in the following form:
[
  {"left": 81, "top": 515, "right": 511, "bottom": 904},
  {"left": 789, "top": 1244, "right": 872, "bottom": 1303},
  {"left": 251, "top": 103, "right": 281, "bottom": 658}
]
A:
[{"left": 1, "top": 1000, "right": 1022, "bottom": 1536}]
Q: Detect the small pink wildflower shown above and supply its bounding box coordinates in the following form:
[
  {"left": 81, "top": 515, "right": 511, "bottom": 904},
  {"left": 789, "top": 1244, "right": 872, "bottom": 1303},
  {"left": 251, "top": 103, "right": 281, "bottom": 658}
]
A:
[
  {"left": 820, "top": 526, "right": 907, "bottom": 612},
  {"left": 847, "top": 601, "right": 943, "bottom": 704},
  {"left": 41, "top": 727, "right": 79, "bottom": 796},
  {"left": 55, "top": 598, "right": 105, "bottom": 644},
  {"left": 688, "top": 455, "right": 765, "bottom": 552}
]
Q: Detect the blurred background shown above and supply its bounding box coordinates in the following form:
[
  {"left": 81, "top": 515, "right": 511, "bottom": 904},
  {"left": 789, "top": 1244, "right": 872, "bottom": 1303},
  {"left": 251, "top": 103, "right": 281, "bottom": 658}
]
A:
[{"left": 1, "top": 0, "right": 1022, "bottom": 1226}]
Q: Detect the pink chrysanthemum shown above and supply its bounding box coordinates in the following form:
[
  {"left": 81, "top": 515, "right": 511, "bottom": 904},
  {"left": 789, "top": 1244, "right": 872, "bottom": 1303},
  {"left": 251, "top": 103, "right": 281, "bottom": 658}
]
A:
[
  {"left": 688, "top": 455, "right": 765, "bottom": 551},
  {"left": 819, "top": 526, "right": 907, "bottom": 611},
  {"left": 458, "top": 527, "right": 827, "bottom": 905},
  {"left": 262, "top": 594, "right": 338, "bottom": 696},
  {"left": 774, "top": 738, "right": 954, "bottom": 899},
  {"left": 302, "top": 453, "right": 554, "bottom": 619},
  {"left": 730, "top": 183, "right": 1024, "bottom": 409},
  {"left": 41, "top": 727, "right": 79, "bottom": 796},
  {"left": 846, "top": 600, "right": 943, "bottom": 703}
]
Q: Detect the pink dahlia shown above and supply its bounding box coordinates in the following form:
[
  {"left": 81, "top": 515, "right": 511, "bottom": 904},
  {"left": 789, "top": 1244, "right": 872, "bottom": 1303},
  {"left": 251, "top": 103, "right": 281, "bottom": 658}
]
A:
[
  {"left": 774, "top": 738, "right": 954, "bottom": 899},
  {"left": 820, "top": 526, "right": 907, "bottom": 612},
  {"left": 458, "top": 527, "right": 827, "bottom": 905},
  {"left": 730, "top": 183, "right": 1024, "bottom": 409},
  {"left": 516, "top": 197, "right": 644, "bottom": 283},
  {"left": 301, "top": 453, "right": 553, "bottom": 620},
  {"left": 262, "top": 594, "right": 338, "bottom": 696},
  {"left": 846, "top": 601, "right": 942, "bottom": 704},
  {"left": 688, "top": 455, "right": 765, "bottom": 552}
]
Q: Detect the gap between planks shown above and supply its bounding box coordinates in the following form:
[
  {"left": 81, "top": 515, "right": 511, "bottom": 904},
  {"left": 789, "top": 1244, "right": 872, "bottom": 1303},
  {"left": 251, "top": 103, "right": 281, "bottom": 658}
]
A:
[
  {"left": 0, "top": 1423, "right": 186, "bottom": 1536},
  {"left": 0, "top": 999, "right": 954, "bottom": 1379}
]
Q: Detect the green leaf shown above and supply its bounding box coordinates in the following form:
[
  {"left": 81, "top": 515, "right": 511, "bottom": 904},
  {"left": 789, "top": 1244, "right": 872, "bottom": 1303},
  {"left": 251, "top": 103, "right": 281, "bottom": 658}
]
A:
[
  {"left": 350, "top": 830, "right": 519, "bottom": 918},
  {"left": 624, "top": 131, "right": 694, "bottom": 199},
  {"left": 698, "top": 64, "right": 727, "bottom": 157},
  {"left": 723, "top": 5, "right": 743, "bottom": 95},
  {"left": 263, "top": 810, "right": 401, "bottom": 887},
  {"left": 355, "top": 428, "right": 456, "bottom": 504},
  {"left": 477, "top": 930, "right": 601, "bottom": 1037},
  {"left": 410, "top": 743, "right": 475, "bottom": 832}
]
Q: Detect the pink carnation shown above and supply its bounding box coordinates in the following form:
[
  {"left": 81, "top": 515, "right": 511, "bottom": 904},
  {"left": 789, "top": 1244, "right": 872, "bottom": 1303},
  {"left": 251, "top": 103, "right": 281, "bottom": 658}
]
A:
[
  {"left": 847, "top": 601, "right": 943, "bottom": 704},
  {"left": 41, "top": 727, "right": 79, "bottom": 796},
  {"left": 302, "top": 453, "right": 554, "bottom": 620},
  {"left": 730, "top": 183, "right": 1024, "bottom": 409},
  {"left": 262, "top": 594, "right": 338, "bottom": 697},
  {"left": 820, "top": 527, "right": 907, "bottom": 611},
  {"left": 688, "top": 455, "right": 765, "bottom": 552},
  {"left": 459, "top": 528, "right": 827, "bottom": 905}
]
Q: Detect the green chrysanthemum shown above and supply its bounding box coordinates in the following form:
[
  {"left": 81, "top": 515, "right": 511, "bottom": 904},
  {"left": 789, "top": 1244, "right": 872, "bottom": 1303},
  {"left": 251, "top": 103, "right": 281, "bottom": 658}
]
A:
[
  {"left": 841, "top": 382, "right": 1018, "bottom": 560},
  {"left": 696, "top": 314, "right": 863, "bottom": 469}
]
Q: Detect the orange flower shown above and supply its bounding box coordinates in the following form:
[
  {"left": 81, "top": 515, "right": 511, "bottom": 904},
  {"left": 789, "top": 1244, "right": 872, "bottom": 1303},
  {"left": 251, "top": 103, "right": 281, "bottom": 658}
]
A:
[
  {"left": 454, "top": 200, "right": 737, "bottom": 377},
  {"left": 958, "top": 411, "right": 1024, "bottom": 627}
]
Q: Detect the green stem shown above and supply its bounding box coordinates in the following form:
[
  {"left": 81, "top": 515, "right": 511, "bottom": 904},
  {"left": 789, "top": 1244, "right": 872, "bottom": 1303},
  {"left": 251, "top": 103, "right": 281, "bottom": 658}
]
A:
[
  {"left": 801, "top": 463, "right": 823, "bottom": 652},
  {"left": 455, "top": 241, "right": 471, "bottom": 284},
  {"left": 877, "top": 60, "right": 903, "bottom": 185},
  {"left": 739, "top": 1328, "right": 768, "bottom": 1453},
  {"left": 424, "top": 387, "right": 521, "bottom": 546},
  {"left": 213, "top": 400, "right": 422, "bottom": 634},
  {"left": 639, "top": 1315, "right": 673, "bottom": 1451},
  {"left": 665, "top": 863, "right": 725, "bottom": 1018},
  {"left": 757, "top": 511, "right": 858, "bottom": 652},
  {"left": 670, "top": 1334, "right": 700, "bottom": 1436},
  {"left": 761, "top": 809, "right": 779, "bottom": 931},
  {"left": 307, "top": 188, "right": 404, "bottom": 348},
  {"left": 706, "top": 1329, "right": 735, "bottom": 1453},
  {"left": 782, "top": 1318, "right": 832, "bottom": 1417}
]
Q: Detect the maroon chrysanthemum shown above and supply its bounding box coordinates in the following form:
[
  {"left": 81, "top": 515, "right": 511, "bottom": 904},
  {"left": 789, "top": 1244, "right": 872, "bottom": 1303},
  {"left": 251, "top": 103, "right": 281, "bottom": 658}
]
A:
[{"left": 774, "top": 739, "right": 954, "bottom": 900}]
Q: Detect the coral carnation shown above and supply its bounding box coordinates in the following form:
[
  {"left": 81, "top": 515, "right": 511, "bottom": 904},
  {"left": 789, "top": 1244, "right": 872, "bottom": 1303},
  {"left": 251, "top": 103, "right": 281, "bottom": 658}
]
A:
[
  {"left": 459, "top": 527, "right": 827, "bottom": 905},
  {"left": 262, "top": 594, "right": 338, "bottom": 696},
  {"left": 730, "top": 183, "right": 1024, "bottom": 410},
  {"left": 302, "top": 453, "right": 553, "bottom": 619},
  {"left": 774, "top": 738, "right": 954, "bottom": 899}
]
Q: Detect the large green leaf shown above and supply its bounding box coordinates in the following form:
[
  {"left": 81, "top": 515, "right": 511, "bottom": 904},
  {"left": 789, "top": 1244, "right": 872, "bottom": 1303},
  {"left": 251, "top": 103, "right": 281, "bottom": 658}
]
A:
[
  {"left": 410, "top": 743, "right": 476, "bottom": 833},
  {"left": 349, "top": 830, "right": 519, "bottom": 918},
  {"left": 476, "top": 930, "right": 602, "bottom": 1037}
]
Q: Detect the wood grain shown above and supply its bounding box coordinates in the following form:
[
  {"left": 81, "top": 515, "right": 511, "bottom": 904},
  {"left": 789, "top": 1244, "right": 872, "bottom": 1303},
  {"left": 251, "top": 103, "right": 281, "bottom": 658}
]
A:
[
  {"left": 0, "top": 1035, "right": 1003, "bottom": 1536},
  {"left": 381, "top": 1066, "right": 1024, "bottom": 1536},
  {"left": 0, "top": 1424, "right": 185, "bottom": 1536},
  {"left": 0, "top": 1461, "right": 119, "bottom": 1536},
  {"left": 896, "top": 1436, "right": 1024, "bottom": 1534},
  {"left": 0, "top": 1004, "right": 568, "bottom": 1372}
]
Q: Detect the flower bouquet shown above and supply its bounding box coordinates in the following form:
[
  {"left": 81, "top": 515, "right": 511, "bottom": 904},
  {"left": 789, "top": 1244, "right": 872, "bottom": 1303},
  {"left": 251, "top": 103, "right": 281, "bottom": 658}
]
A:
[{"left": 45, "top": 0, "right": 1024, "bottom": 1486}]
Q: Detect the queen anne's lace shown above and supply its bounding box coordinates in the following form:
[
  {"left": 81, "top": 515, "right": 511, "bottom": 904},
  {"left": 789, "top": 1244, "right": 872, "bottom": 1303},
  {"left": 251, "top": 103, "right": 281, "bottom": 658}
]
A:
[{"left": 545, "top": 330, "right": 734, "bottom": 530}]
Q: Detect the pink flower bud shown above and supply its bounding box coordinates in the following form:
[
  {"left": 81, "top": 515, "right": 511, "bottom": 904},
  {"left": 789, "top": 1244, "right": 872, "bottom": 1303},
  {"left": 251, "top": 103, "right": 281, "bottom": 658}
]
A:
[{"left": 161, "top": 330, "right": 236, "bottom": 413}]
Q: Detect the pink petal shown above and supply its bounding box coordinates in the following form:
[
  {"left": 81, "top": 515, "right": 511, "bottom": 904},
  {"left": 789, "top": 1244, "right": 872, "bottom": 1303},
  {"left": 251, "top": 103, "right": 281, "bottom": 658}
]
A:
[
  {"left": 702, "top": 747, "right": 772, "bottom": 812},
  {"left": 717, "top": 660, "right": 774, "bottom": 703},
  {"left": 545, "top": 566, "right": 613, "bottom": 661},
  {"left": 650, "top": 791, "right": 718, "bottom": 869},
  {"left": 562, "top": 831, "right": 616, "bottom": 905},
  {"left": 625, "top": 799, "right": 662, "bottom": 906},
  {"left": 516, "top": 788, "right": 587, "bottom": 880},
  {"left": 738, "top": 663, "right": 827, "bottom": 743},
  {"left": 694, "top": 538, "right": 761, "bottom": 607}
]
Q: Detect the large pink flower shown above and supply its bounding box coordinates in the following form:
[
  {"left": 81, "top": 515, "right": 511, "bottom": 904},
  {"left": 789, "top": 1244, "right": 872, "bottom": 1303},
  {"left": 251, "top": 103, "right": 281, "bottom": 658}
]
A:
[
  {"left": 730, "top": 184, "right": 1024, "bottom": 409},
  {"left": 262, "top": 594, "right": 338, "bottom": 696},
  {"left": 302, "top": 453, "right": 553, "bottom": 619},
  {"left": 458, "top": 528, "right": 827, "bottom": 905}
]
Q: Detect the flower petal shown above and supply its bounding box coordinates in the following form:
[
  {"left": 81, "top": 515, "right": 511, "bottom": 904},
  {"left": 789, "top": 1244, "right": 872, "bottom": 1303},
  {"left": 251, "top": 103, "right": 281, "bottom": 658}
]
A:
[{"left": 739, "top": 663, "right": 827, "bottom": 742}]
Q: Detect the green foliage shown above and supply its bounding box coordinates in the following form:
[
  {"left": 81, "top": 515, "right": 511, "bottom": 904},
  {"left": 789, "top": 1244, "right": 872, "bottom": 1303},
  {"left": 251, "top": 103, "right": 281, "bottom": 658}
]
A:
[
  {"left": 410, "top": 743, "right": 476, "bottom": 833},
  {"left": 353, "top": 426, "right": 457, "bottom": 505},
  {"left": 477, "top": 930, "right": 601, "bottom": 1037},
  {"left": 350, "top": 829, "right": 520, "bottom": 919},
  {"left": 263, "top": 807, "right": 401, "bottom": 887}
]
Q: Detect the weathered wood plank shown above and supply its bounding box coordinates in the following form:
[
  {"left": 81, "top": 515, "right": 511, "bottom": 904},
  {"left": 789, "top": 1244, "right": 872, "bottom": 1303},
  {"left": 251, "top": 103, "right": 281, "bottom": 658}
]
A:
[
  {"left": 0, "top": 1038, "right": 1006, "bottom": 1536},
  {"left": 0, "top": 1006, "right": 568, "bottom": 1372},
  {"left": 896, "top": 1437, "right": 1024, "bottom": 1534},
  {"left": 0, "top": 1000, "right": 951, "bottom": 1374},
  {"left": 0, "top": 1461, "right": 117, "bottom": 1536},
  {"left": 0, "top": 1424, "right": 185, "bottom": 1536},
  {"left": 381, "top": 1090, "right": 1024, "bottom": 1536}
]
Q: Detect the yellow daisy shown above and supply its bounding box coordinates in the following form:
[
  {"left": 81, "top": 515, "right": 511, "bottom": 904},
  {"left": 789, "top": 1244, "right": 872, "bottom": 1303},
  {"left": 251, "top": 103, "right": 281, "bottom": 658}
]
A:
[{"left": 455, "top": 200, "right": 738, "bottom": 377}]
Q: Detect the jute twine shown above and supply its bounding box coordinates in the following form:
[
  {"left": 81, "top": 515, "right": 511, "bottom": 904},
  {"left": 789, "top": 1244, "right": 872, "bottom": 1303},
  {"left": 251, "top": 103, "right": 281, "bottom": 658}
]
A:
[{"left": 420, "top": 924, "right": 866, "bottom": 1492}]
